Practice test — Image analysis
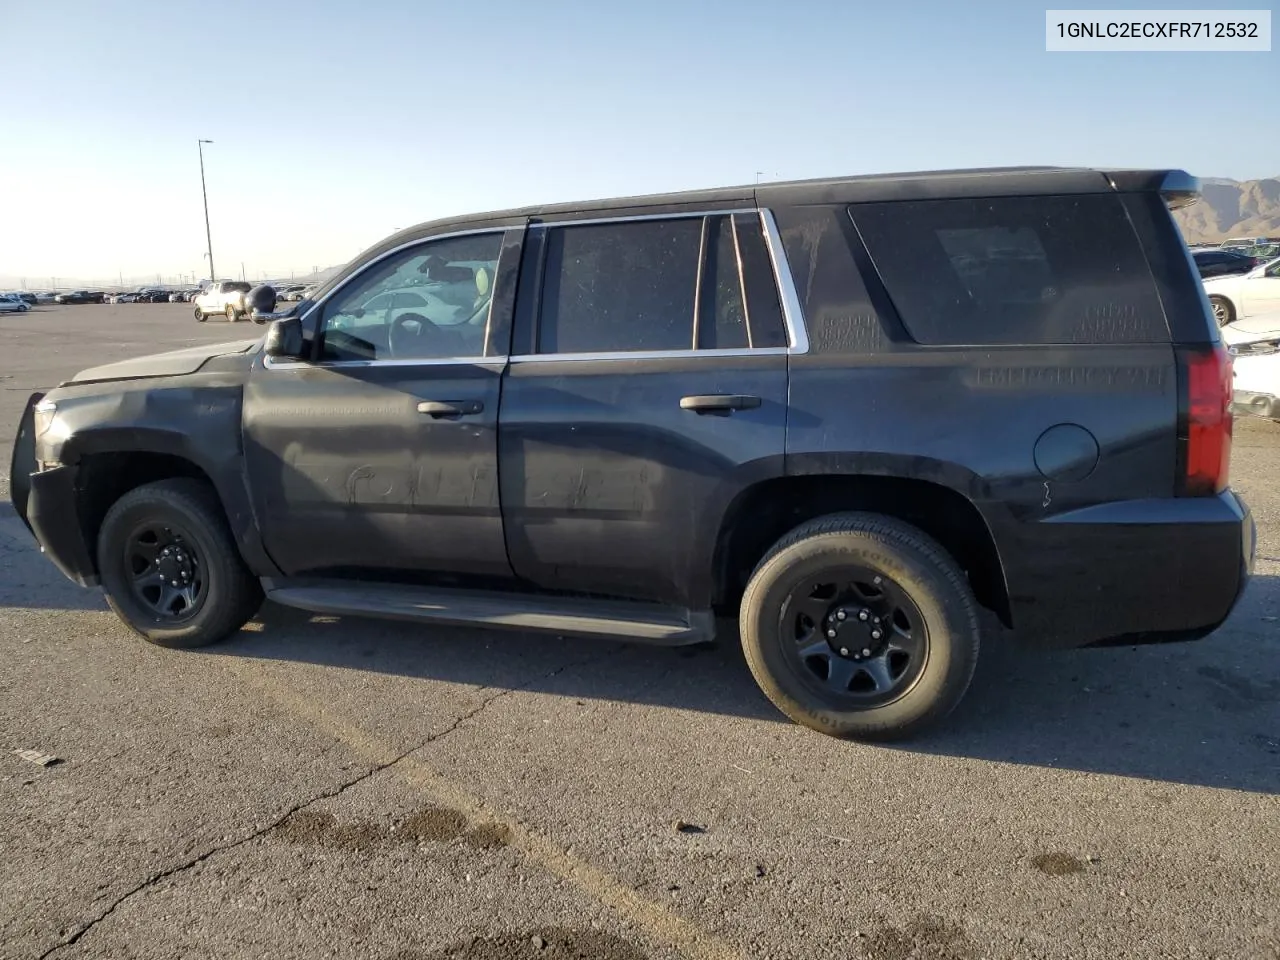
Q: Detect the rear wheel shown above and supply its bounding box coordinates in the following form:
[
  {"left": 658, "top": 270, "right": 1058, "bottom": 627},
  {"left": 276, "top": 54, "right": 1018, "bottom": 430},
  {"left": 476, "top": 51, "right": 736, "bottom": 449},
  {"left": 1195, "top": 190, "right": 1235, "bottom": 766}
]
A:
[
  {"left": 97, "top": 478, "right": 263, "bottom": 648},
  {"left": 1209, "top": 295, "right": 1235, "bottom": 327},
  {"left": 739, "top": 512, "right": 980, "bottom": 740}
]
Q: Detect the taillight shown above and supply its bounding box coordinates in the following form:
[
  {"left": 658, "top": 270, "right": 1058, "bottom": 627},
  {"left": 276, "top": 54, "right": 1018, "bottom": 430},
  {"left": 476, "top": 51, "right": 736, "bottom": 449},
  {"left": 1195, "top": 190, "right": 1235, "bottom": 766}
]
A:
[{"left": 1178, "top": 344, "right": 1233, "bottom": 496}]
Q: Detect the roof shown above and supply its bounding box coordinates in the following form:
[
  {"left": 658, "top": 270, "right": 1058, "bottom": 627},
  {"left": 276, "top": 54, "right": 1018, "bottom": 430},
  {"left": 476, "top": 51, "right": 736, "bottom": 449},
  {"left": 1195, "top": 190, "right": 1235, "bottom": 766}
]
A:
[{"left": 312, "top": 166, "right": 1187, "bottom": 303}]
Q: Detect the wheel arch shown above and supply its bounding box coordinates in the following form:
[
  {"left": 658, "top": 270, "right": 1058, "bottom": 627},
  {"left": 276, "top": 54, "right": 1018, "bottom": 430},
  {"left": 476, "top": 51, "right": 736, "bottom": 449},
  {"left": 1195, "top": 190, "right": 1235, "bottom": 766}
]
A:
[{"left": 711, "top": 472, "right": 1012, "bottom": 627}]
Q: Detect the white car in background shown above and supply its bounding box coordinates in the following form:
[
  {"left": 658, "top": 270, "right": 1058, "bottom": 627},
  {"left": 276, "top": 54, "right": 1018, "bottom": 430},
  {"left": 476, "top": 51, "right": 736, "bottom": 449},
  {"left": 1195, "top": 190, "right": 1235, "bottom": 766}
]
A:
[
  {"left": 1204, "top": 257, "right": 1280, "bottom": 326},
  {"left": 1223, "top": 311, "right": 1280, "bottom": 423},
  {"left": 0, "top": 295, "right": 30, "bottom": 313}
]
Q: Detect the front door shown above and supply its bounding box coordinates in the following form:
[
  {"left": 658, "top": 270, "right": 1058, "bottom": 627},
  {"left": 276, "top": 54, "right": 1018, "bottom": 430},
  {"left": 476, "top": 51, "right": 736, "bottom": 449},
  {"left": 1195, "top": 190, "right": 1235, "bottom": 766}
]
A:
[
  {"left": 498, "top": 212, "right": 794, "bottom": 609},
  {"left": 243, "top": 228, "right": 520, "bottom": 581}
]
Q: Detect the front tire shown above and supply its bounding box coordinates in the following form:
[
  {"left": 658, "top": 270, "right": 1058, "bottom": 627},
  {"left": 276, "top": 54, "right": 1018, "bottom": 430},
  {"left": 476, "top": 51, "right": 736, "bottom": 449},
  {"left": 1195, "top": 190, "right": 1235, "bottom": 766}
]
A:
[
  {"left": 97, "top": 478, "right": 263, "bottom": 648},
  {"left": 739, "top": 512, "right": 980, "bottom": 741},
  {"left": 225, "top": 304, "right": 239, "bottom": 322},
  {"left": 194, "top": 306, "right": 205, "bottom": 322},
  {"left": 1209, "top": 295, "right": 1235, "bottom": 327}
]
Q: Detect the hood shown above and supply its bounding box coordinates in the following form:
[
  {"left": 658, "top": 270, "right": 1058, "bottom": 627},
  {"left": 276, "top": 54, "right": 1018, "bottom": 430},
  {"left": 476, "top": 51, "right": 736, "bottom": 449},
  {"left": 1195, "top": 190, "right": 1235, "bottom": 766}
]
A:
[
  {"left": 65, "top": 338, "right": 262, "bottom": 385},
  {"left": 1222, "top": 311, "right": 1280, "bottom": 346}
]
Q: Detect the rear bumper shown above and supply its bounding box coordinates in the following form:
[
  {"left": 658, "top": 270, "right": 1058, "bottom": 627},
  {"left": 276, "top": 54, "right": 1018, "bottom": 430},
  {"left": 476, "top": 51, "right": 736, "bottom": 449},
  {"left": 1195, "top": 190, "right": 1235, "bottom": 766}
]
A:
[
  {"left": 999, "top": 491, "right": 1254, "bottom": 650},
  {"left": 9, "top": 393, "right": 97, "bottom": 587},
  {"left": 1232, "top": 389, "right": 1280, "bottom": 420}
]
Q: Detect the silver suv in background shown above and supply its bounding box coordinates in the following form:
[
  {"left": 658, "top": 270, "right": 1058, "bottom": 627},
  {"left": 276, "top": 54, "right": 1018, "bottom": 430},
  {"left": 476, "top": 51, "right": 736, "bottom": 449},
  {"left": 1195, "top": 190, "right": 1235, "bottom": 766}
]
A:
[{"left": 193, "top": 281, "right": 254, "bottom": 322}]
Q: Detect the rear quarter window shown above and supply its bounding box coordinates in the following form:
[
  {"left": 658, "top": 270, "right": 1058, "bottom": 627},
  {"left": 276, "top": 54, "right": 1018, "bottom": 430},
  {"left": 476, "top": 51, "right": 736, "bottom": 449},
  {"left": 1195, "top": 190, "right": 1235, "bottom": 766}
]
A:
[{"left": 851, "top": 195, "right": 1169, "bottom": 345}]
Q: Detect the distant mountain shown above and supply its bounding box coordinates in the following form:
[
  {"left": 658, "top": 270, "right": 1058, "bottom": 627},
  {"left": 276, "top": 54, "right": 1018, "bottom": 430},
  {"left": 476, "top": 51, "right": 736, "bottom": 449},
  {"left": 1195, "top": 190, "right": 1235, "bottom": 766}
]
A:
[{"left": 1175, "top": 176, "right": 1280, "bottom": 243}]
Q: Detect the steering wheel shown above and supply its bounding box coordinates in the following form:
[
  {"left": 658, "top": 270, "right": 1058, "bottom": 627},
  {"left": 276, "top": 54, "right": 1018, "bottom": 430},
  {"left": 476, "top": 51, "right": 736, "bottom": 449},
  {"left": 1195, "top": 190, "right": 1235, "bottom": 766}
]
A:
[{"left": 387, "top": 311, "right": 450, "bottom": 358}]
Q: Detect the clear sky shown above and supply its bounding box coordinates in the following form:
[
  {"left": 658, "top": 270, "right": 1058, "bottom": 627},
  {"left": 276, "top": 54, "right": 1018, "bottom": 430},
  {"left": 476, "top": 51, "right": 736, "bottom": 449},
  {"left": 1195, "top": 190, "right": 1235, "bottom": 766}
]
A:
[{"left": 2, "top": 0, "right": 1276, "bottom": 285}]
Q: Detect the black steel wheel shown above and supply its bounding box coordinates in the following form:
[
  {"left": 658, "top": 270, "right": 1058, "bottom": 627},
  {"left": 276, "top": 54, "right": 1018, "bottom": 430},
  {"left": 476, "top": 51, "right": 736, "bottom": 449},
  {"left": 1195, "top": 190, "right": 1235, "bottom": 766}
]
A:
[
  {"left": 122, "top": 520, "right": 207, "bottom": 623},
  {"left": 783, "top": 569, "right": 929, "bottom": 707},
  {"left": 97, "top": 478, "right": 263, "bottom": 648},
  {"left": 740, "top": 512, "right": 980, "bottom": 740}
]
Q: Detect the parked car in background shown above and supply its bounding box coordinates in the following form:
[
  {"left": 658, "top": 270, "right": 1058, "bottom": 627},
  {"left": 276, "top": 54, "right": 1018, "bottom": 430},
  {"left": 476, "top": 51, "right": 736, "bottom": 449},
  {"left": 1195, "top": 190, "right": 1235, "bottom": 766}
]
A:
[
  {"left": 54, "top": 291, "right": 100, "bottom": 305},
  {"left": 0, "top": 295, "right": 30, "bottom": 313},
  {"left": 135, "top": 289, "right": 171, "bottom": 303},
  {"left": 1193, "top": 248, "right": 1263, "bottom": 280},
  {"left": 8, "top": 166, "right": 1254, "bottom": 741},
  {"left": 278, "top": 284, "right": 307, "bottom": 301},
  {"left": 1204, "top": 257, "right": 1280, "bottom": 325},
  {"left": 168, "top": 292, "right": 186, "bottom": 303},
  {"left": 193, "top": 280, "right": 253, "bottom": 321},
  {"left": 1221, "top": 236, "right": 1268, "bottom": 250},
  {"left": 4, "top": 292, "right": 38, "bottom": 306},
  {"left": 1223, "top": 311, "right": 1280, "bottom": 422}
]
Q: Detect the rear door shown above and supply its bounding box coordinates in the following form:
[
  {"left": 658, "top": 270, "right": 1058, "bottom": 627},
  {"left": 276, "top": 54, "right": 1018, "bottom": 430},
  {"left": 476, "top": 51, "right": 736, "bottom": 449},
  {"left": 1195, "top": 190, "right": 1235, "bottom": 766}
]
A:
[{"left": 497, "top": 211, "right": 796, "bottom": 609}]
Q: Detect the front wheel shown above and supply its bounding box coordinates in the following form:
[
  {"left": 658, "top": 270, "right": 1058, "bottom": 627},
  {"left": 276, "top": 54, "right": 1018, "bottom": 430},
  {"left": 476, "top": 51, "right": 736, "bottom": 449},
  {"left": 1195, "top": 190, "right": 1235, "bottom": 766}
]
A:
[
  {"left": 97, "top": 478, "right": 263, "bottom": 648},
  {"left": 1209, "top": 295, "right": 1235, "bottom": 327},
  {"left": 194, "top": 306, "right": 205, "bottom": 322},
  {"left": 739, "top": 512, "right": 980, "bottom": 741},
  {"left": 225, "top": 304, "right": 239, "bottom": 322}
]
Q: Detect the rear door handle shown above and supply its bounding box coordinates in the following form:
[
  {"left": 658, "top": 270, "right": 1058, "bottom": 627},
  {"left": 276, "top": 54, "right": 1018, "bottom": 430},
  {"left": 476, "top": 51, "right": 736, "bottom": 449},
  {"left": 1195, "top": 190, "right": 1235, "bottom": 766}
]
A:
[
  {"left": 416, "top": 400, "right": 483, "bottom": 417},
  {"left": 679, "top": 394, "right": 762, "bottom": 414}
]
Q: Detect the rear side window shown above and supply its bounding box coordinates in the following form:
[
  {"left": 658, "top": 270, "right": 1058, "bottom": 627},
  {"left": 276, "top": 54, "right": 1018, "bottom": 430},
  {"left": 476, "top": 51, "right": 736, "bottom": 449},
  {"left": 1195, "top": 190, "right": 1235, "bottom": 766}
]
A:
[
  {"left": 535, "top": 215, "right": 789, "bottom": 355},
  {"left": 852, "top": 195, "right": 1168, "bottom": 345},
  {"left": 539, "top": 219, "right": 701, "bottom": 354}
]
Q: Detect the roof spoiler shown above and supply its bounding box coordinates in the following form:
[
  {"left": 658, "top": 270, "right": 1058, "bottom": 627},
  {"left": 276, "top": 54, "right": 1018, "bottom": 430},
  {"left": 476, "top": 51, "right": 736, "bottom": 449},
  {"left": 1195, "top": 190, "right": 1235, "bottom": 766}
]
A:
[
  {"left": 1103, "top": 169, "right": 1200, "bottom": 209},
  {"left": 1159, "top": 170, "right": 1200, "bottom": 210}
]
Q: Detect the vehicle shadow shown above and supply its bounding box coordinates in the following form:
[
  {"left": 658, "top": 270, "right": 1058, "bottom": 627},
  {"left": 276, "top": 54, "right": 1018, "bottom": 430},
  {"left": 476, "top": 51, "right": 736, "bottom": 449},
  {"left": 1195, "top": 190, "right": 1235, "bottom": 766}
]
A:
[
  {"left": 3, "top": 503, "right": 1276, "bottom": 794},
  {"left": 203, "top": 572, "right": 1280, "bottom": 797}
]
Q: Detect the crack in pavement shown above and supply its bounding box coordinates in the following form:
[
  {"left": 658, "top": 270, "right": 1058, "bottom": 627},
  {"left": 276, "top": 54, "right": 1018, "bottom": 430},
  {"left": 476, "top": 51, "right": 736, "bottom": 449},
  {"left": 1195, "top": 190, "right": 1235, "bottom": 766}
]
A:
[{"left": 36, "top": 649, "right": 613, "bottom": 959}]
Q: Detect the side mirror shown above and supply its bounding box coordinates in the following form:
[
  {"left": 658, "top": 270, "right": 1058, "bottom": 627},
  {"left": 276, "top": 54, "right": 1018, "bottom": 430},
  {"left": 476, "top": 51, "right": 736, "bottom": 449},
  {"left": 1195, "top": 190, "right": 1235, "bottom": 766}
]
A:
[{"left": 264, "top": 317, "right": 305, "bottom": 360}]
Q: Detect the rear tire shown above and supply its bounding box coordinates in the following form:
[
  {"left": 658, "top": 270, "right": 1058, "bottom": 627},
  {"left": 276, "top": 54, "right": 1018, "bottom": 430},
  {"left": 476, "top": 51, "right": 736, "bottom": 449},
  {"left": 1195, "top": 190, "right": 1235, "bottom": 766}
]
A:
[
  {"left": 739, "top": 512, "right": 980, "bottom": 741},
  {"left": 97, "top": 478, "right": 263, "bottom": 649},
  {"left": 1209, "top": 295, "right": 1235, "bottom": 327}
]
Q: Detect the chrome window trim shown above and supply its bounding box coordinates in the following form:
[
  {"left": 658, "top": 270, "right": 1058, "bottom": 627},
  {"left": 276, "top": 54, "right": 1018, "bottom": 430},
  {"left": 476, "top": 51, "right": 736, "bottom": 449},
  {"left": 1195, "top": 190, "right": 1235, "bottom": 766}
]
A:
[
  {"left": 758, "top": 208, "right": 810, "bottom": 355},
  {"left": 265, "top": 208, "right": 810, "bottom": 370},
  {"left": 508, "top": 347, "right": 789, "bottom": 364},
  {"left": 263, "top": 353, "right": 505, "bottom": 371},
  {"left": 532, "top": 208, "right": 755, "bottom": 229}
]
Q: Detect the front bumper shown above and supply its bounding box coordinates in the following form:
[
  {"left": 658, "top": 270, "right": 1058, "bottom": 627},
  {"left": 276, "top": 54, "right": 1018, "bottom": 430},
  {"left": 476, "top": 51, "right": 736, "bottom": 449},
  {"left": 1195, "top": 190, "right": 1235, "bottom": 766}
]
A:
[
  {"left": 9, "top": 393, "right": 98, "bottom": 587},
  {"left": 998, "top": 490, "right": 1254, "bottom": 650},
  {"left": 1232, "top": 389, "right": 1280, "bottom": 421}
]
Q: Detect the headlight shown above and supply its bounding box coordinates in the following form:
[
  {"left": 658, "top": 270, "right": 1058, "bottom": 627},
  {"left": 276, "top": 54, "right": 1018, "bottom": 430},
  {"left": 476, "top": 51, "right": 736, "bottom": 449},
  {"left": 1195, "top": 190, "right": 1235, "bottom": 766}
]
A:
[{"left": 33, "top": 398, "right": 64, "bottom": 469}]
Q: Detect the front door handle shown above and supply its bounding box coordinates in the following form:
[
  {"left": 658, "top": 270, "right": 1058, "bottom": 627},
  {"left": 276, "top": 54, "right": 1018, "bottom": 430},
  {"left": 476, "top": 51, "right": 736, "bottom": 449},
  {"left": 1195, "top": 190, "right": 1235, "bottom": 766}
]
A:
[
  {"left": 417, "top": 400, "right": 483, "bottom": 417},
  {"left": 679, "top": 394, "right": 762, "bottom": 414}
]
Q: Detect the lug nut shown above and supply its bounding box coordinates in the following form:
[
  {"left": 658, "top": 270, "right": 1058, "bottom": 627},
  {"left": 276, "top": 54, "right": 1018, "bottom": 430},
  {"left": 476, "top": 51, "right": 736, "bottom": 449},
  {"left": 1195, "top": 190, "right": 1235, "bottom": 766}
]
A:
[
  {"left": 870, "top": 629, "right": 882, "bottom": 640},
  {"left": 862, "top": 647, "right": 872, "bottom": 657},
  {"left": 858, "top": 610, "right": 869, "bottom": 621},
  {"left": 839, "top": 647, "right": 849, "bottom": 656},
  {"left": 826, "top": 629, "right": 837, "bottom": 639},
  {"left": 873, "top": 576, "right": 882, "bottom": 585},
  {"left": 836, "top": 610, "right": 846, "bottom": 621},
  {"left": 873, "top": 616, "right": 881, "bottom": 624}
]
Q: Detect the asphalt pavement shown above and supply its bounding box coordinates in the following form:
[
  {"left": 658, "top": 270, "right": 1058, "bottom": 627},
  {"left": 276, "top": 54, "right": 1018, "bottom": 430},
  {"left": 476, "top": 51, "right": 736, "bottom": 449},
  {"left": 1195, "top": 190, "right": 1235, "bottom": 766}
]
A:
[{"left": 2, "top": 304, "right": 1278, "bottom": 960}]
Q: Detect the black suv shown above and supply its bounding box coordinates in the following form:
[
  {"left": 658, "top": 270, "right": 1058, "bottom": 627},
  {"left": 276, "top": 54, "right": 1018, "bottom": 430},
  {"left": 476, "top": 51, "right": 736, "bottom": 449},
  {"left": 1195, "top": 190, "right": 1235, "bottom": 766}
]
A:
[{"left": 10, "top": 167, "right": 1255, "bottom": 739}]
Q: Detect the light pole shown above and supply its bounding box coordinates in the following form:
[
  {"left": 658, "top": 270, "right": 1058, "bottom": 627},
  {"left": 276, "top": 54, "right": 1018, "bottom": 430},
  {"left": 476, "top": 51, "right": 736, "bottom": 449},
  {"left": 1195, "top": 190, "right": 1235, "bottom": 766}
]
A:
[{"left": 197, "top": 139, "right": 216, "bottom": 283}]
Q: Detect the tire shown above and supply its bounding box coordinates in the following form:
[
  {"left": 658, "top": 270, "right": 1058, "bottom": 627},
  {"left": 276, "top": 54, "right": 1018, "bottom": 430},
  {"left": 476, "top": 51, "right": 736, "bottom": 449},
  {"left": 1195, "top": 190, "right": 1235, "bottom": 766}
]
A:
[
  {"left": 96, "top": 478, "right": 263, "bottom": 648},
  {"left": 739, "top": 512, "right": 980, "bottom": 741},
  {"left": 194, "top": 306, "right": 205, "bottom": 322},
  {"left": 1209, "top": 295, "right": 1235, "bottom": 327},
  {"left": 225, "top": 304, "right": 238, "bottom": 322}
]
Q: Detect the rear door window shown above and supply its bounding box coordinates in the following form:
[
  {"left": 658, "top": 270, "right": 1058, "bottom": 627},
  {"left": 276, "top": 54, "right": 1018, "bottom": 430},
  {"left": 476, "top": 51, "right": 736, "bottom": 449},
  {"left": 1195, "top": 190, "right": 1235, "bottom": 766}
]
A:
[
  {"left": 851, "top": 195, "right": 1168, "bottom": 345},
  {"left": 535, "top": 214, "right": 789, "bottom": 355}
]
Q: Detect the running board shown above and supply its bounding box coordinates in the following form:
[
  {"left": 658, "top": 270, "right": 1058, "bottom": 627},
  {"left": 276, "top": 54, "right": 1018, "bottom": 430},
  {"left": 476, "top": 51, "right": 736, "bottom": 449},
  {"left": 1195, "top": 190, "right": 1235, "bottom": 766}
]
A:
[{"left": 262, "top": 579, "right": 715, "bottom": 646}]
